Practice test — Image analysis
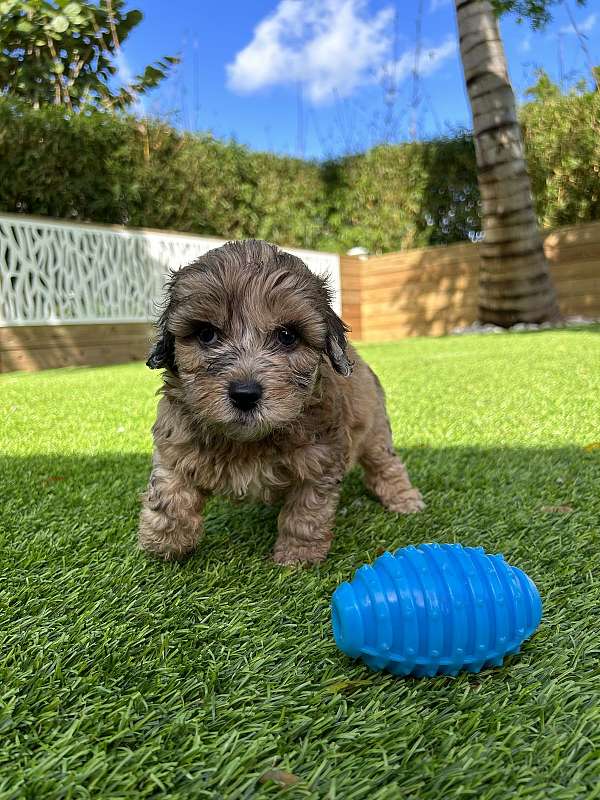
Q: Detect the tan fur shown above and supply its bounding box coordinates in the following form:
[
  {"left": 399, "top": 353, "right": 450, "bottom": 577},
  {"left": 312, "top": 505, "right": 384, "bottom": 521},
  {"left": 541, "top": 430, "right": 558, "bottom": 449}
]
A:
[{"left": 139, "top": 240, "right": 423, "bottom": 565}]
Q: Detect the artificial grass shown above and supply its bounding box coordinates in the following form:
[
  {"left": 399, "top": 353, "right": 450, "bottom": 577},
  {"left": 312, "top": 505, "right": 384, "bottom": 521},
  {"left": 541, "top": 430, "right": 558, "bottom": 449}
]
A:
[{"left": 1, "top": 328, "right": 599, "bottom": 800}]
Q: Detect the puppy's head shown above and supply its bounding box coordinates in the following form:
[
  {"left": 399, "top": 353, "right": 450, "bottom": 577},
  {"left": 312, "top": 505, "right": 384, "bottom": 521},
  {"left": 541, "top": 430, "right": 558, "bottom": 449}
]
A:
[{"left": 147, "top": 240, "right": 351, "bottom": 441}]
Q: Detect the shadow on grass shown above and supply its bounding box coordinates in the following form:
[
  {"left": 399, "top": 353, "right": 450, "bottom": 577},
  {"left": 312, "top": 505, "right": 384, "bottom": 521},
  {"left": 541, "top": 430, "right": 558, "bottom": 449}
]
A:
[{"left": 1, "top": 445, "right": 598, "bottom": 576}]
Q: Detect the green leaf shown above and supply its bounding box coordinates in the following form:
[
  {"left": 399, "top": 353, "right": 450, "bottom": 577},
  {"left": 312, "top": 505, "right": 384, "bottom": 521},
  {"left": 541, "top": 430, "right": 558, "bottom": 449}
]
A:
[
  {"left": 123, "top": 9, "right": 143, "bottom": 27},
  {"left": 0, "top": 0, "right": 20, "bottom": 13},
  {"left": 15, "top": 19, "right": 34, "bottom": 33},
  {"left": 64, "top": 1, "right": 83, "bottom": 18},
  {"left": 50, "top": 15, "right": 70, "bottom": 33},
  {"left": 114, "top": 8, "right": 143, "bottom": 42}
]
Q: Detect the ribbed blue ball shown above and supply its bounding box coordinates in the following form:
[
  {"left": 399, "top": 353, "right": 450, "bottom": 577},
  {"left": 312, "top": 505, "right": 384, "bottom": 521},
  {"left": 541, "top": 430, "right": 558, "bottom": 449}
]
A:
[{"left": 331, "top": 543, "right": 542, "bottom": 677}]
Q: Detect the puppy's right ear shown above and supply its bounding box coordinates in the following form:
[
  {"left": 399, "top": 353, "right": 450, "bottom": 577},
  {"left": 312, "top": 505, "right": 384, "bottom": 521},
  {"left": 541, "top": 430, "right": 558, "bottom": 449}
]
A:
[
  {"left": 325, "top": 308, "right": 353, "bottom": 377},
  {"left": 146, "top": 325, "right": 175, "bottom": 371}
]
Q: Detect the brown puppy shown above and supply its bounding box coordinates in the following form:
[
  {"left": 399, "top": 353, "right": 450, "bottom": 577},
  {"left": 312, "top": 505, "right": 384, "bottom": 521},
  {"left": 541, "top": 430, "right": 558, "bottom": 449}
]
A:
[{"left": 139, "top": 240, "right": 424, "bottom": 564}]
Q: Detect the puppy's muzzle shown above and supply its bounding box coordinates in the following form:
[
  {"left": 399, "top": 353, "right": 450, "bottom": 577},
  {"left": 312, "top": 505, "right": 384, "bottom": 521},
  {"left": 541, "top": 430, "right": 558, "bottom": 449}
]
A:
[{"left": 228, "top": 380, "right": 263, "bottom": 412}]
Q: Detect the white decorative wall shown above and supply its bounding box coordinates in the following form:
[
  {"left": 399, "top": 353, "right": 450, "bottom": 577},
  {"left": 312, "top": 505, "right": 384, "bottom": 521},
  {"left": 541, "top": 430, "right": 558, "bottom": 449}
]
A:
[{"left": 0, "top": 214, "right": 342, "bottom": 326}]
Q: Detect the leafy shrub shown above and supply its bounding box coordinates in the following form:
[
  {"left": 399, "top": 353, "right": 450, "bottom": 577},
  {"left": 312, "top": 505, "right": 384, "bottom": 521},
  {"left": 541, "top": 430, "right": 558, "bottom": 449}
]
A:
[
  {"left": 329, "top": 135, "right": 480, "bottom": 252},
  {"left": 521, "top": 90, "right": 600, "bottom": 228},
  {"left": 0, "top": 94, "right": 598, "bottom": 253}
]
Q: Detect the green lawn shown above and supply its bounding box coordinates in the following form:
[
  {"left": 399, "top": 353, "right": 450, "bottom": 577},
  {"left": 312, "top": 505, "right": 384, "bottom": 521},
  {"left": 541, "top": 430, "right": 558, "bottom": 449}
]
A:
[{"left": 1, "top": 329, "right": 599, "bottom": 800}]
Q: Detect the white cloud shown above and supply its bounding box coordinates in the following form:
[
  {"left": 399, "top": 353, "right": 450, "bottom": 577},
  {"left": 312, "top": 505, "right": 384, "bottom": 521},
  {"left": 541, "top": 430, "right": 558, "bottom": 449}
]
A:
[
  {"left": 418, "top": 36, "right": 457, "bottom": 76},
  {"left": 430, "top": 0, "right": 451, "bottom": 12},
  {"left": 227, "top": 0, "right": 393, "bottom": 102},
  {"left": 519, "top": 34, "right": 531, "bottom": 53},
  {"left": 116, "top": 50, "right": 134, "bottom": 85},
  {"left": 559, "top": 12, "right": 597, "bottom": 35},
  {"left": 380, "top": 36, "right": 457, "bottom": 83},
  {"left": 227, "top": 0, "right": 457, "bottom": 104},
  {"left": 116, "top": 50, "right": 146, "bottom": 113}
]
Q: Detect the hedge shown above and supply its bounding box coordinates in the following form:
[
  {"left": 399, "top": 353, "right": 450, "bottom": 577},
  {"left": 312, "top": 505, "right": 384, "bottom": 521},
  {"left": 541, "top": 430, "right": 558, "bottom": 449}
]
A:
[
  {"left": 0, "top": 93, "right": 598, "bottom": 253},
  {"left": 522, "top": 91, "right": 600, "bottom": 228}
]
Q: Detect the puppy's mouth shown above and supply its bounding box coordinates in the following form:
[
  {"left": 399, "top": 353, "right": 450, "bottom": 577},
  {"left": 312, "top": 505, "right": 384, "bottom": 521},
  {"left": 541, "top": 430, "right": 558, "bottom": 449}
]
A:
[{"left": 225, "top": 409, "right": 273, "bottom": 441}]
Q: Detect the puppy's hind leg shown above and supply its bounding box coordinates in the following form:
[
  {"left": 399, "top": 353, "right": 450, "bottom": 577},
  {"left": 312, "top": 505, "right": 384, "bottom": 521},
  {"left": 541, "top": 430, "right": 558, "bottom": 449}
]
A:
[
  {"left": 359, "top": 414, "right": 424, "bottom": 514},
  {"left": 138, "top": 459, "right": 206, "bottom": 561}
]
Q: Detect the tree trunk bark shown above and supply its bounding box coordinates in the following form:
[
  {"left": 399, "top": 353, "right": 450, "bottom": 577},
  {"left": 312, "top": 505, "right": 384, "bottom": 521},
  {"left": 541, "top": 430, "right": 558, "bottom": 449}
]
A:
[{"left": 455, "top": 0, "right": 560, "bottom": 325}]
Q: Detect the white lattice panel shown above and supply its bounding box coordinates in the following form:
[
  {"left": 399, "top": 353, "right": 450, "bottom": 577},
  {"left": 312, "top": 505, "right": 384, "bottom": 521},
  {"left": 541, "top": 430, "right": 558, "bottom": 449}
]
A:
[{"left": 0, "top": 214, "right": 341, "bottom": 326}]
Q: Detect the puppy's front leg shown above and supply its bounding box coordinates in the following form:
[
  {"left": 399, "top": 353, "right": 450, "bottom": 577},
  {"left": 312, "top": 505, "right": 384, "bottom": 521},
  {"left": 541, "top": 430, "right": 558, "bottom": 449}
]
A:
[
  {"left": 139, "top": 459, "right": 206, "bottom": 561},
  {"left": 274, "top": 480, "right": 341, "bottom": 565}
]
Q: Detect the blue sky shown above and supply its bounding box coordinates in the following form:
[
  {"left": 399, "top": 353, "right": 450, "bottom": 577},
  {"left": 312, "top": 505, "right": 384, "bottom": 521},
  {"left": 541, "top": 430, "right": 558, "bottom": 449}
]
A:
[{"left": 122, "top": 0, "right": 600, "bottom": 158}]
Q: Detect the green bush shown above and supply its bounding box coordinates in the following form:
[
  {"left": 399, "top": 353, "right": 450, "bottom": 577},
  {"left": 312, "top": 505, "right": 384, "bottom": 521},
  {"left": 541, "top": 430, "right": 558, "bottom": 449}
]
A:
[
  {"left": 0, "top": 102, "right": 138, "bottom": 221},
  {"left": 521, "top": 90, "right": 600, "bottom": 228},
  {"left": 328, "top": 135, "right": 480, "bottom": 252},
  {"left": 1, "top": 99, "right": 478, "bottom": 251},
  {"left": 0, "top": 102, "right": 326, "bottom": 246},
  {"left": 0, "top": 94, "right": 598, "bottom": 253}
]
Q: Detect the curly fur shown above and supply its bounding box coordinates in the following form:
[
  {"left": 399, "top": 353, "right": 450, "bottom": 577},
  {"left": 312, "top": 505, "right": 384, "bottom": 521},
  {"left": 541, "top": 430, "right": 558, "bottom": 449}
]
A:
[{"left": 139, "top": 239, "right": 424, "bottom": 564}]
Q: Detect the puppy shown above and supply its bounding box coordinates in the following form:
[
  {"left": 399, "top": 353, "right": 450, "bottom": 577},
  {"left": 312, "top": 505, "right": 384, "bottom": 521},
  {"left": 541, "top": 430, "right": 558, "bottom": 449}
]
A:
[{"left": 139, "top": 240, "right": 424, "bottom": 565}]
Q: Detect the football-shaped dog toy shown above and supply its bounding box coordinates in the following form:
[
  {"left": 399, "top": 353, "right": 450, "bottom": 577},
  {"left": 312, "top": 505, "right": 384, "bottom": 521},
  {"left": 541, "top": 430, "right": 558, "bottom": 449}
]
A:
[{"left": 331, "top": 543, "right": 542, "bottom": 677}]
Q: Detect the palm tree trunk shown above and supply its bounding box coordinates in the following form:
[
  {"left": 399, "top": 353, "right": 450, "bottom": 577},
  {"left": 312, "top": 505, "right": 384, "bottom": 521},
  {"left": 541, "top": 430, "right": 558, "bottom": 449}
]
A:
[{"left": 455, "top": 0, "right": 560, "bottom": 325}]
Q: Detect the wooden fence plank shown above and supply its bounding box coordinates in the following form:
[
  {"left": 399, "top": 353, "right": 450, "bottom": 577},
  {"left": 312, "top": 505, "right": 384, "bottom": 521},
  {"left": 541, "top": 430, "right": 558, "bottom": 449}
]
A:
[
  {"left": 543, "top": 220, "right": 600, "bottom": 249},
  {"left": 0, "top": 322, "right": 154, "bottom": 373},
  {"left": 0, "top": 323, "right": 153, "bottom": 352},
  {"left": 353, "top": 220, "right": 599, "bottom": 341},
  {"left": 340, "top": 255, "right": 363, "bottom": 340},
  {"left": 0, "top": 340, "right": 151, "bottom": 373}
]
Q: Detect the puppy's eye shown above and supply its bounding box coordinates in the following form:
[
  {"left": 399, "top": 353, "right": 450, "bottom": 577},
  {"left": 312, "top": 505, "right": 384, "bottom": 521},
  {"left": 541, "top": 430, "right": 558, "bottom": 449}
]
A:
[
  {"left": 276, "top": 326, "right": 298, "bottom": 348},
  {"left": 196, "top": 323, "right": 218, "bottom": 345}
]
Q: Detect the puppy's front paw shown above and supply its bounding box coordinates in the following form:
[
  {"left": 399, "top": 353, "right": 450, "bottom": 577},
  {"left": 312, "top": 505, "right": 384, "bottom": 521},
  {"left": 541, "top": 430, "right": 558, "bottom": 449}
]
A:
[
  {"left": 272, "top": 536, "right": 332, "bottom": 566},
  {"left": 138, "top": 508, "right": 201, "bottom": 561},
  {"left": 384, "top": 487, "right": 425, "bottom": 514}
]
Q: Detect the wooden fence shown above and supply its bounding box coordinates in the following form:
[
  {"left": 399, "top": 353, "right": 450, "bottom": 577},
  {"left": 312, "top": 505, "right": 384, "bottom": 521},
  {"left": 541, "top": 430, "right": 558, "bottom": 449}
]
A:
[
  {"left": 1, "top": 218, "right": 599, "bottom": 372},
  {"left": 341, "top": 220, "right": 600, "bottom": 341},
  {"left": 0, "top": 213, "right": 340, "bottom": 374},
  {"left": 0, "top": 322, "right": 153, "bottom": 373}
]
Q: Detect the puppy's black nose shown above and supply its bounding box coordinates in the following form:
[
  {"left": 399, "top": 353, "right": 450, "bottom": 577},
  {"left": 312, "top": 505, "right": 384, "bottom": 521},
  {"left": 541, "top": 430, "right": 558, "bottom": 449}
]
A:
[{"left": 228, "top": 380, "right": 263, "bottom": 411}]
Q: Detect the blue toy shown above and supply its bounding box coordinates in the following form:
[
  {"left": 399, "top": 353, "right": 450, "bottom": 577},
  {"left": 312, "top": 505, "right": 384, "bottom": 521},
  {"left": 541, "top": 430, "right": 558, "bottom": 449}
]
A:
[{"left": 331, "top": 543, "right": 542, "bottom": 677}]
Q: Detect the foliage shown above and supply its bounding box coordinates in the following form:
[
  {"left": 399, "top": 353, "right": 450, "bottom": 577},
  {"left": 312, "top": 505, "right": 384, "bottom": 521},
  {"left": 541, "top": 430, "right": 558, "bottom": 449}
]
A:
[
  {"left": 0, "top": 91, "right": 598, "bottom": 252},
  {"left": 521, "top": 77, "right": 600, "bottom": 227},
  {"left": 525, "top": 69, "right": 563, "bottom": 102},
  {"left": 0, "top": 98, "right": 479, "bottom": 252},
  {"left": 1, "top": 329, "right": 600, "bottom": 798},
  {"left": 0, "top": 0, "right": 177, "bottom": 111},
  {"left": 328, "top": 135, "right": 480, "bottom": 252},
  {"left": 490, "top": 0, "right": 586, "bottom": 28},
  {"left": 0, "top": 99, "right": 327, "bottom": 246}
]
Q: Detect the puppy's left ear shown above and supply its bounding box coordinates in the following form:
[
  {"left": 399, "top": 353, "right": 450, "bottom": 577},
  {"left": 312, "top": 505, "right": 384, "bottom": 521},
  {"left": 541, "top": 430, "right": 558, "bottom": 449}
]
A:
[{"left": 325, "top": 309, "right": 353, "bottom": 377}]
